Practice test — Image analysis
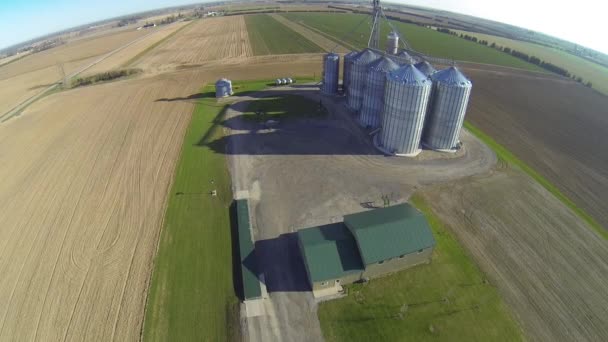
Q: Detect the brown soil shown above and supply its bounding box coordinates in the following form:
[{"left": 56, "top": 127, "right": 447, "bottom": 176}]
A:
[
  {"left": 418, "top": 167, "right": 608, "bottom": 341},
  {"left": 464, "top": 67, "right": 608, "bottom": 230}
]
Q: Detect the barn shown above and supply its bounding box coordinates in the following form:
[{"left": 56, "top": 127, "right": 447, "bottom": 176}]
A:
[{"left": 297, "top": 203, "right": 435, "bottom": 297}]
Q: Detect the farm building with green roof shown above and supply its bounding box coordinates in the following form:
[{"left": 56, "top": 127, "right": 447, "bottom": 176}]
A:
[{"left": 297, "top": 203, "right": 435, "bottom": 295}]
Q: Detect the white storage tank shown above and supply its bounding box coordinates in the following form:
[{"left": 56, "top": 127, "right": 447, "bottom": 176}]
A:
[
  {"left": 378, "top": 65, "right": 432, "bottom": 156},
  {"left": 321, "top": 53, "right": 340, "bottom": 94},
  {"left": 276, "top": 79, "right": 283, "bottom": 86},
  {"left": 422, "top": 66, "right": 472, "bottom": 151},
  {"left": 215, "top": 78, "right": 233, "bottom": 98},
  {"left": 347, "top": 49, "right": 380, "bottom": 112},
  {"left": 359, "top": 57, "right": 399, "bottom": 128},
  {"left": 287, "top": 78, "right": 293, "bottom": 84},
  {"left": 342, "top": 51, "right": 359, "bottom": 93},
  {"left": 414, "top": 61, "right": 437, "bottom": 77},
  {"left": 281, "top": 78, "right": 289, "bottom": 85},
  {"left": 386, "top": 31, "right": 399, "bottom": 55}
]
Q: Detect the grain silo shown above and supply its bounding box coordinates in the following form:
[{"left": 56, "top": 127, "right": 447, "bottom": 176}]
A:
[
  {"left": 378, "top": 65, "right": 432, "bottom": 156},
  {"left": 422, "top": 66, "right": 472, "bottom": 151},
  {"left": 414, "top": 61, "right": 437, "bottom": 77},
  {"left": 359, "top": 57, "right": 399, "bottom": 128},
  {"left": 386, "top": 31, "right": 399, "bottom": 55},
  {"left": 215, "top": 78, "right": 233, "bottom": 98},
  {"left": 396, "top": 50, "right": 416, "bottom": 64},
  {"left": 347, "top": 49, "right": 380, "bottom": 112},
  {"left": 342, "top": 51, "right": 359, "bottom": 93},
  {"left": 321, "top": 53, "right": 340, "bottom": 94}
]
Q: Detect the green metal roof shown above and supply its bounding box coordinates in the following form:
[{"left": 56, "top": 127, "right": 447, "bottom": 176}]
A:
[
  {"left": 298, "top": 223, "right": 364, "bottom": 283},
  {"left": 236, "top": 199, "right": 262, "bottom": 300},
  {"left": 344, "top": 203, "right": 436, "bottom": 265}
]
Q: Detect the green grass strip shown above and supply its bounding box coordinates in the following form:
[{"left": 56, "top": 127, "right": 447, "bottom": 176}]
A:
[
  {"left": 318, "top": 194, "right": 523, "bottom": 341},
  {"left": 464, "top": 121, "right": 607, "bottom": 240}
]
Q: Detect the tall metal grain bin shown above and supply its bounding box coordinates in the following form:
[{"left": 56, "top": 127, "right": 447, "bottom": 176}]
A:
[
  {"left": 215, "top": 78, "right": 233, "bottom": 98},
  {"left": 386, "top": 31, "right": 399, "bottom": 55},
  {"left": 347, "top": 49, "right": 380, "bottom": 112},
  {"left": 342, "top": 51, "right": 359, "bottom": 93},
  {"left": 414, "top": 61, "right": 437, "bottom": 77},
  {"left": 321, "top": 53, "right": 340, "bottom": 94},
  {"left": 422, "top": 66, "right": 472, "bottom": 151},
  {"left": 359, "top": 57, "right": 400, "bottom": 128},
  {"left": 396, "top": 50, "right": 416, "bottom": 64},
  {"left": 378, "top": 65, "right": 432, "bottom": 156}
]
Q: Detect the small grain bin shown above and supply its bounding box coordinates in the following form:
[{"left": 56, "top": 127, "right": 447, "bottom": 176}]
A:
[
  {"left": 347, "top": 49, "right": 380, "bottom": 112},
  {"left": 215, "top": 78, "right": 233, "bottom": 98}
]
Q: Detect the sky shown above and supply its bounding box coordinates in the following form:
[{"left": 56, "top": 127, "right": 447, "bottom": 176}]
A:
[{"left": 0, "top": 0, "right": 607, "bottom": 54}]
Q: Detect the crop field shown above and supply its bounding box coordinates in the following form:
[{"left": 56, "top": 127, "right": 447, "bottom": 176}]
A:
[
  {"left": 245, "top": 14, "right": 324, "bottom": 55},
  {"left": 135, "top": 16, "right": 254, "bottom": 72},
  {"left": 281, "top": 13, "right": 544, "bottom": 72},
  {"left": 465, "top": 67, "right": 608, "bottom": 231},
  {"left": 318, "top": 195, "right": 523, "bottom": 341},
  {"left": 0, "top": 72, "right": 201, "bottom": 341},
  {"left": 452, "top": 29, "right": 608, "bottom": 95},
  {"left": 82, "top": 22, "right": 190, "bottom": 76},
  {"left": 270, "top": 14, "right": 350, "bottom": 53},
  {"left": 0, "top": 28, "right": 150, "bottom": 115}
]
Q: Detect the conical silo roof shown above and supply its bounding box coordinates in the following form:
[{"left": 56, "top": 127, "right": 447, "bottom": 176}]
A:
[
  {"left": 369, "top": 56, "right": 400, "bottom": 73},
  {"left": 396, "top": 50, "right": 416, "bottom": 64},
  {"left": 387, "top": 64, "right": 430, "bottom": 86},
  {"left": 352, "top": 49, "right": 380, "bottom": 65},
  {"left": 431, "top": 66, "right": 471, "bottom": 87},
  {"left": 414, "top": 61, "right": 437, "bottom": 77}
]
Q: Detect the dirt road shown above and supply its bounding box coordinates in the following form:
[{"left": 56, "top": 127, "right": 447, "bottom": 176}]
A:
[{"left": 270, "top": 14, "right": 350, "bottom": 53}]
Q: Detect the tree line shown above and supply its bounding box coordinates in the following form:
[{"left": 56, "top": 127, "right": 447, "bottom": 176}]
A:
[{"left": 436, "top": 28, "right": 593, "bottom": 88}]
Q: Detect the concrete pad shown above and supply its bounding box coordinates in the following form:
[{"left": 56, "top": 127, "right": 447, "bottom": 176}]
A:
[
  {"left": 313, "top": 285, "right": 343, "bottom": 299},
  {"left": 244, "top": 299, "right": 265, "bottom": 318}
]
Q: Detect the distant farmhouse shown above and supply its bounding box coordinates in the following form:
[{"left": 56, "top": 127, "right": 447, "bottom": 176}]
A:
[{"left": 297, "top": 203, "right": 436, "bottom": 297}]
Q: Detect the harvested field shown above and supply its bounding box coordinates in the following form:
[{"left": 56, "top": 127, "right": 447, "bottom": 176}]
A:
[
  {"left": 270, "top": 14, "right": 349, "bottom": 53},
  {"left": 0, "top": 72, "right": 201, "bottom": 341},
  {"left": 136, "top": 16, "right": 253, "bottom": 72},
  {"left": 82, "top": 22, "right": 189, "bottom": 76},
  {"left": 418, "top": 167, "right": 608, "bottom": 341},
  {"left": 465, "top": 69, "right": 608, "bottom": 230},
  {"left": 0, "top": 28, "right": 151, "bottom": 115}
]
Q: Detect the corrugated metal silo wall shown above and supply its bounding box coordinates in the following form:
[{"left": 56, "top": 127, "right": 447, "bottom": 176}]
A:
[
  {"left": 322, "top": 54, "right": 340, "bottom": 94},
  {"left": 343, "top": 52, "right": 357, "bottom": 93},
  {"left": 359, "top": 69, "right": 388, "bottom": 128},
  {"left": 422, "top": 84, "right": 471, "bottom": 150},
  {"left": 347, "top": 60, "right": 376, "bottom": 111},
  {"left": 380, "top": 80, "right": 432, "bottom": 155},
  {"left": 215, "top": 85, "right": 227, "bottom": 98}
]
